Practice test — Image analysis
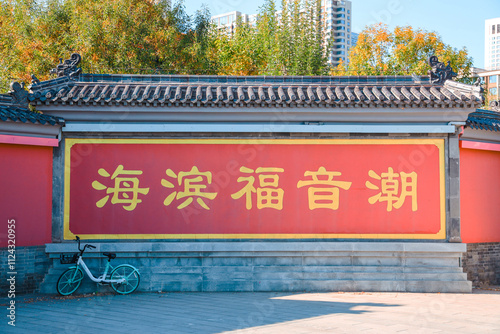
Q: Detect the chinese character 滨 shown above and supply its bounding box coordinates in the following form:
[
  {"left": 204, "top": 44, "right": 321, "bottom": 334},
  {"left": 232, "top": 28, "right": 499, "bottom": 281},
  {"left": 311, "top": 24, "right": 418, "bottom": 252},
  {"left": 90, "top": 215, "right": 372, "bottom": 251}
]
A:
[
  {"left": 297, "top": 166, "right": 352, "bottom": 210},
  {"left": 161, "top": 166, "right": 217, "bottom": 210},
  {"left": 91, "top": 165, "right": 150, "bottom": 211},
  {"left": 231, "top": 166, "right": 284, "bottom": 210},
  {"left": 365, "top": 167, "right": 418, "bottom": 211}
]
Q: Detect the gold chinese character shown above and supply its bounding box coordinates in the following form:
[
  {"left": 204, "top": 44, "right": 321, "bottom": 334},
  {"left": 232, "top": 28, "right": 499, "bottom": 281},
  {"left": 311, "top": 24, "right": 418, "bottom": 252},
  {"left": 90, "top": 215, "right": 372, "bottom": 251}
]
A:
[
  {"left": 365, "top": 168, "right": 418, "bottom": 211},
  {"left": 231, "top": 166, "right": 284, "bottom": 210},
  {"left": 161, "top": 166, "right": 217, "bottom": 210},
  {"left": 297, "top": 167, "right": 352, "bottom": 210},
  {"left": 92, "top": 165, "right": 150, "bottom": 211}
]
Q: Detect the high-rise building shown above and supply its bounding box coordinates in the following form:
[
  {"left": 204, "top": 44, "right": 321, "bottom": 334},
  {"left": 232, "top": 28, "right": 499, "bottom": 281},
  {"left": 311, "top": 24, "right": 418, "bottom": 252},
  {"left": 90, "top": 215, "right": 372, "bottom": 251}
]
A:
[
  {"left": 210, "top": 0, "right": 357, "bottom": 67},
  {"left": 485, "top": 17, "right": 500, "bottom": 71},
  {"left": 479, "top": 70, "right": 500, "bottom": 103},
  {"left": 211, "top": 11, "right": 257, "bottom": 34},
  {"left": 321, "top": 0, "right": 353, "bottom": 66}
]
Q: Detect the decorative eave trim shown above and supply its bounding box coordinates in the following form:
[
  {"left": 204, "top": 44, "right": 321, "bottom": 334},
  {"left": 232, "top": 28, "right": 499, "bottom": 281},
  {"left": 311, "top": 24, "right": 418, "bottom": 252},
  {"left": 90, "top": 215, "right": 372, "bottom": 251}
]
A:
[
  {"left": 460, "top": 140, "right": 500, "bottom": 152},
  {"left": 62, "top": 122, "right": 458, "bottom": 134},
  {"left": 28, "top": 82, "right": 483, "bottom": 109},
  {"left": 0, "top": 134, "right": 59, "bottom": 147},
  {"left": 465, "top": 109, "right": 500, "bottom": 132},
  {"left": 461, "top": 127, "right": 500, "bottom": 144},
  {"left": 36, "top": 106, "right": 476, "bottom": 124}
]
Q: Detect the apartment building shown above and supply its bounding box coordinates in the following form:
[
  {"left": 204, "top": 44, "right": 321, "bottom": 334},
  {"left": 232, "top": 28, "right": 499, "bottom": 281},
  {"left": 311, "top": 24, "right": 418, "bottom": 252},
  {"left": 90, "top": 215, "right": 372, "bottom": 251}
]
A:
[
  {"left": 210, "top": 0, "right": 356, "bottom": 67},
  {"left": 479, "top": 70, "right": 500, "bottom": 103},
  {"left": 211, "top": 11, "right": 258, "bottom": 34},
  {"left": 485, "top": 17, "right": 500, "bottom": 71},
  {"left": 321, "top": 0, "right": 353, "bottom": 66}
]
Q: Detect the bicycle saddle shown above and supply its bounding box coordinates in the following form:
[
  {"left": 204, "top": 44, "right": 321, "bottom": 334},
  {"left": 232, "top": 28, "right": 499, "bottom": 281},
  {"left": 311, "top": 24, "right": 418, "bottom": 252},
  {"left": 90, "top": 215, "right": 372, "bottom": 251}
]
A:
[{"left": 103, "top": 252, "right": 116, "bottom": 260}]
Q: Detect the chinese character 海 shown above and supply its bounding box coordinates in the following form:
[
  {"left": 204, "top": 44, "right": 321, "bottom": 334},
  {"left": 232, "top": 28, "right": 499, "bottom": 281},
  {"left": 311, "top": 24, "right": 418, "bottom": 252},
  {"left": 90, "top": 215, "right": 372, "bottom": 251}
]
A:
[
  {"left": 365, "top": 167, "right": 418, "bottom": 211},
  {"left": 297, "top": 166, "right": 352, "bottom": 210},
  {"left": 161, "top": 166, "right": 217, "bottom": 210},
  {"left": 231, "top": 166, "right": 284, "bottom": 210},
  {"left": 91, "top": 165, "right": 150, "bottom": 211}
]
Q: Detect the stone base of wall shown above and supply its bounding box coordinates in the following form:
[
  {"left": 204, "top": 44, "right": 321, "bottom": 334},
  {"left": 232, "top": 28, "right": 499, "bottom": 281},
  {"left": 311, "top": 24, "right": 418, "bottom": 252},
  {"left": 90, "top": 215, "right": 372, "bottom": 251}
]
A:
[
  {"left": 41, "top": 242, "right": 471, "bottom": 294},
  {"left": 0, "top": 245, "right": 51, "bottom": 295},
  {"left": 463, "top": 242, "right": 500, "bottom": 287}
]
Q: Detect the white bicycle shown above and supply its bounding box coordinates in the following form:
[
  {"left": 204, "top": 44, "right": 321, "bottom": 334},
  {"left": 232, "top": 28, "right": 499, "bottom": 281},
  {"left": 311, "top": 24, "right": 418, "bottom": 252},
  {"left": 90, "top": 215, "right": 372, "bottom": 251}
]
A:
[{"left": 56, "top": 236, "right": 140, "bottom": 295}]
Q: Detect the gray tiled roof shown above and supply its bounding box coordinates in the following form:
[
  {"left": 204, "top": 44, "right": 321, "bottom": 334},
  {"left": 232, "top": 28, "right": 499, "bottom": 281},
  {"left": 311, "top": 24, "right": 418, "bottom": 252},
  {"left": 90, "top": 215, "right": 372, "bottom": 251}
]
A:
[
  {"left": 0, "top": 94, "right": 64, "bottom": 126},
  {"left": 27, "top": 73, "right": 483, "bottom": 108},
  {"left": 466, "top": 109, "right": 500, "bottom": 132}
]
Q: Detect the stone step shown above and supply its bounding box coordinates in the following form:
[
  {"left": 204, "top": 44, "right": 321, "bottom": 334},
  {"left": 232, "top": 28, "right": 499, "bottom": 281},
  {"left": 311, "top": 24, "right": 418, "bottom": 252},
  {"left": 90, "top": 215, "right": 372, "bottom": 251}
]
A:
[
  {"left": 40, "top": 242, "right": 471, "bottom": 294},
  {"left": 146, "top": 265, "right": 465, "bottom": 274},
  {"left": 41, "top": 266, "right": 469, "bottom": 294},
  {"left": 251, "top": 280, "right": 472, "bottom": 293}
]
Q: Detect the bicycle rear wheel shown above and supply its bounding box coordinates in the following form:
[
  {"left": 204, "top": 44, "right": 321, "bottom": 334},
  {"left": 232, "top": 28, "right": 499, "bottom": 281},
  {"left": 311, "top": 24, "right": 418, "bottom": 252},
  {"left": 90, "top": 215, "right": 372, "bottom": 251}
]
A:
[
  {"left": 57, "top": 268, "right": 84, "bottom": 296},
  {"left": 110, "top": 265, "right": 140, "bottom": 294}
]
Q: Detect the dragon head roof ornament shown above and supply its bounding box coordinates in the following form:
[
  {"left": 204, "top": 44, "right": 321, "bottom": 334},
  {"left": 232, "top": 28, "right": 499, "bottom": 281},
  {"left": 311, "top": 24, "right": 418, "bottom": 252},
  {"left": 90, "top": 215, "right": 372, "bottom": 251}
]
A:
[
  {"left": 428, "top": 56, "right": 457, "bottom": 84},
  {"left": 50, "top": 53, "right": 82, "bottom": 79}
]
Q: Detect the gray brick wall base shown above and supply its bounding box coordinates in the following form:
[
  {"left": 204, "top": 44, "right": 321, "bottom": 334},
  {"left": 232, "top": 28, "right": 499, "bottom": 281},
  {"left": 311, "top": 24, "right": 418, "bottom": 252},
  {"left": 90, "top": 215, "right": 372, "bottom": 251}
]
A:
[
  {"left": 40, "top": 242, "right": 471, "bottom": 294},
  {"left": 463, "top": 242, "right": 500, "bottom": 287},
  {"left": 0, "top": 245, "right": 51, "bottom": 295}
]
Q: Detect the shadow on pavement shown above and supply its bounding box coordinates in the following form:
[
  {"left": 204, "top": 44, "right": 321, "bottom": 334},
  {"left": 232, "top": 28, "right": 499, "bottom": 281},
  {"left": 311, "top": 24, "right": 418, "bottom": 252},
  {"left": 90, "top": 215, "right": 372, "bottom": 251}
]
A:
[{"left": 1, "top": 292, "right": 400, "bottom": 333}]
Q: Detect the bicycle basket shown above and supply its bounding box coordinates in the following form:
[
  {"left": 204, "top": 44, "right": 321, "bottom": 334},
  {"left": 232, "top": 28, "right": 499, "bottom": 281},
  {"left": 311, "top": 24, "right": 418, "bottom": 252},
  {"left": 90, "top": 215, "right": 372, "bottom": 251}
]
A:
[{"left": 60, "top": 253, "right": 78, "bottom": 264}]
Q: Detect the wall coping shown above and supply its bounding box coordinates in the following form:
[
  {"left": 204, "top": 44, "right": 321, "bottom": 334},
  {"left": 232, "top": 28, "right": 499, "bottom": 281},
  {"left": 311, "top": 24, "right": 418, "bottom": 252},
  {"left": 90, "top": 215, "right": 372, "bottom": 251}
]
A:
[{"left": 45, "top": 242, "right": 467, "bottom": 254}]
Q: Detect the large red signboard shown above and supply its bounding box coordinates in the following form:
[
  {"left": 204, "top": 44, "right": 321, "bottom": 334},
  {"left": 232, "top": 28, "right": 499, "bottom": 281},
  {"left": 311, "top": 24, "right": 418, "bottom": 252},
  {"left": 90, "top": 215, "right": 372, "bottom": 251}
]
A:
[{"left": 64, "top": 139, "right": 445, "bottom": 240}]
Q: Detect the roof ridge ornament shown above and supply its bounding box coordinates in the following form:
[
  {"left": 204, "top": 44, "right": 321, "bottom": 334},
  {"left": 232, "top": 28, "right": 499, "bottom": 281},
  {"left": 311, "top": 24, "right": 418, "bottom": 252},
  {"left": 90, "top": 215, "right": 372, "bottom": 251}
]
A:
[
  {"left": 428, "top": 55, "right": 457, "bottom": 84},
  {"left": 490, "top": 100, "right": 500, "bottom": 112},
  {"left": 30, "top": 74, "right": 41, "bottom": 87},
  {"left": 50, "top": 53, "right": 82, "bottom": 79},
  {"left": 9, "top": 82, "right": 29, "bottom": 108}
]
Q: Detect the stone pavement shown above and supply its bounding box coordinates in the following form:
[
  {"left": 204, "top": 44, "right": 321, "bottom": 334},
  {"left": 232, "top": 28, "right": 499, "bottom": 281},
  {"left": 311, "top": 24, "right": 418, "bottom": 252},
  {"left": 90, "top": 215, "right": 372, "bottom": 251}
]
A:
[{"left": 1, "top": 289, "right": 500, "bottom": 333}]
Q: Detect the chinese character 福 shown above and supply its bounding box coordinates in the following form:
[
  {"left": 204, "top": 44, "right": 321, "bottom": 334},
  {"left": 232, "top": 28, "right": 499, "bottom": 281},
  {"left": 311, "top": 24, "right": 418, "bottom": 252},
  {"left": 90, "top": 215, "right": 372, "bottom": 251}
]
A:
[{"left": 231, "top": 166, "right": 284, "bottom": 210}]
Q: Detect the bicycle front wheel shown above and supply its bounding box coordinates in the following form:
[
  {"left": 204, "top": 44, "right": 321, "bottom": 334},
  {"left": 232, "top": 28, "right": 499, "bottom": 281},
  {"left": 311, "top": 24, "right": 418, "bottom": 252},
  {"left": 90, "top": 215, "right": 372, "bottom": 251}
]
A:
[
  {"left": 110, "top": 265, "right": 140, "bottom": 294},
  {"left": 57, "top": 268, "right": 84, "bottom": 296}
]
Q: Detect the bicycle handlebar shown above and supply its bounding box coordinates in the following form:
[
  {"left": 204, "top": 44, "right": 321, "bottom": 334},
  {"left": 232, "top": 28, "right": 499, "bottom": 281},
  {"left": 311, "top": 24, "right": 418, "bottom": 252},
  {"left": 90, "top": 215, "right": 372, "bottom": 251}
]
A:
[{"left": 74, "top": 235, "right": 96, "bottom": 255}]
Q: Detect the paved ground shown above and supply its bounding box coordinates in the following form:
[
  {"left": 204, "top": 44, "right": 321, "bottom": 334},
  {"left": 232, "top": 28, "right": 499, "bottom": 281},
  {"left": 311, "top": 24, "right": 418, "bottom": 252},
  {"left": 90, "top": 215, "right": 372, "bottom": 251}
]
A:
[{"left": 1, "top": 289, "right": 500, "bottom": 333}]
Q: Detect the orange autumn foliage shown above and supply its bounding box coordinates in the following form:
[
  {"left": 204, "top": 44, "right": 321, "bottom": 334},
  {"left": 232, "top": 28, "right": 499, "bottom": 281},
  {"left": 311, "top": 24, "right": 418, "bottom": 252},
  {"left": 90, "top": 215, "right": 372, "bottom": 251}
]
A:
[{"left": 333, "top": 23, "right": 473, "bottom": 82}]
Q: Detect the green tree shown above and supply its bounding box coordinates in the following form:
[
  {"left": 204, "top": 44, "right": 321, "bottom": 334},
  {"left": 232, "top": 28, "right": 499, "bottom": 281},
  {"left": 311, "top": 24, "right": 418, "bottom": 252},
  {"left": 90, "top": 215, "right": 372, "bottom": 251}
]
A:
[
  {"left": 334, "top": 23, "right": 473, "bottom": 83},
  {"left": 206, "top": 0, "right": 328, "bottom": 76},
  {"left": 0, "top": 0, "right": 212, "bottom": 90}
]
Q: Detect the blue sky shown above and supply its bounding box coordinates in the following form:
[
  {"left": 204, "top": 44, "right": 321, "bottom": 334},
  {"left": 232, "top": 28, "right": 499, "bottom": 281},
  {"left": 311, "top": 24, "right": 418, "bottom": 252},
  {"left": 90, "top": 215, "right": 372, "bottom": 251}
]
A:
[{"left": 184, "top": 0, "right": 500, "bottom": 69}]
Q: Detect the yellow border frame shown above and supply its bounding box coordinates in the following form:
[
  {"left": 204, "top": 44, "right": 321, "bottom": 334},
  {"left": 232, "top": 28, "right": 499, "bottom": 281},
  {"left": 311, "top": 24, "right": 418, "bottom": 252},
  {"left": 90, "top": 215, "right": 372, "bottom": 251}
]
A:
[{"left": 64, "top": 138, "right": 446, "bottom": 240}]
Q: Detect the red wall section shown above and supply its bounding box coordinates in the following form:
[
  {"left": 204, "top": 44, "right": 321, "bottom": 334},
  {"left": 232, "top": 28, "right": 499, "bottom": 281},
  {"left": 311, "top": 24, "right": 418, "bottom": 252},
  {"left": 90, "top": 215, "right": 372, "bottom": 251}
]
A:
[
  {"left": 0, "top": 143, "right": 53, "bottom": 247},
  {"left": 461, "top": 147, "right": 500, "bottom": 243}
]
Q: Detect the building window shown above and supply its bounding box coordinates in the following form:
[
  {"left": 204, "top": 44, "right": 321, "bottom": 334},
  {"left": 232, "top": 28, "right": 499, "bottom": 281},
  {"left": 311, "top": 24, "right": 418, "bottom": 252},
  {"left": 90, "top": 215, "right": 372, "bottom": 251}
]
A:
[
  {"left": 490, "top": 75, "right": 498, "bottom": 83},
  {"left": 493, "top": 25, "right": 496, "bottom": 34},
  {"left": 489, "top": 87, "right": 498, "bottom": 96}
]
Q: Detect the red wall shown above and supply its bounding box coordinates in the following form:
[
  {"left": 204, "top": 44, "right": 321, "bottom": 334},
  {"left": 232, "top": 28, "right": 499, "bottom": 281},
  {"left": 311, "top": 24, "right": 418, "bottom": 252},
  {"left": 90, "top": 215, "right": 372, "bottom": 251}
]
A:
[
  {"left": 461, "top": 146, "right": 500, "bottom": 243},
  {"left": 0, "top": 143, "right": 53, "bottom": 247}
]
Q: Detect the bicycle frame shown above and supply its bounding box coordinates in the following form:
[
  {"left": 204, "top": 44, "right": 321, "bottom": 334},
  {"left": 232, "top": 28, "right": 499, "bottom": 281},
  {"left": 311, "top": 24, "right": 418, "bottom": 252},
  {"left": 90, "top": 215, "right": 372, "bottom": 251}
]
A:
[{"left": 71, "top": 256, "right": 126, "bottom": 284}]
